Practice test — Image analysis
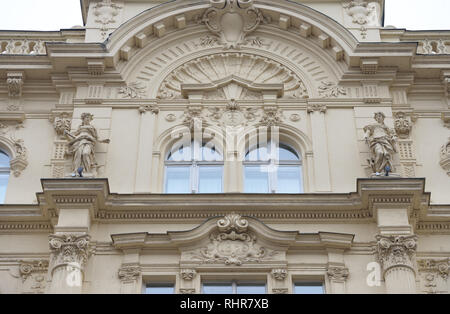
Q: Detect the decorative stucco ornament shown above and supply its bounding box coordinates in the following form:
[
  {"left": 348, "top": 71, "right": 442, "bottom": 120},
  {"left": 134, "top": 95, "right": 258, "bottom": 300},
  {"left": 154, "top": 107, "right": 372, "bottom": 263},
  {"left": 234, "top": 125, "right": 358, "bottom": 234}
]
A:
[
  {"left": 93, "top": 0, "right": 122, "bottom": 40},
  {"left": 440, "top": 137, "right": 450, "bottom": 176},
  {"left": 119, "top": 82, "right": 146, "bottom": 99},
  {"left": 0, "top": 122, "right": 28, "bottom": 177},
  {"left": 393, "top": 112, "right": 412, "bottom": 139},
  {"left": 363, "top": 112, "right": 398, "bottom": 175},
  {"left": 318, "top": 81, "right": 347, "bottom": 98},
  {"left": 157, "top": 53, "right": 308, "bottom": 100},
  {"left": 207, "top": 100, "right": 258, "bottom": 127},
  {"left": 197, "top": 0, "right": 269, "bottom": 49},
  {"left": 375, "top": 235, "right": 417, "bottom": 275},
  {"left": 186, "top": 214, "right": 279, "bottom": 266}
]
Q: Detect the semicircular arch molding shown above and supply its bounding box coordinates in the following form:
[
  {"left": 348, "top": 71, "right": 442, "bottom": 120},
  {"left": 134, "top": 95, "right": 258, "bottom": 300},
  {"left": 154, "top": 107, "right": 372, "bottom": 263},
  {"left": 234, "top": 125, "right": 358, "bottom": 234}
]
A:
[{"left": 121, "top": 27, "right": 344, "bottom": 100}]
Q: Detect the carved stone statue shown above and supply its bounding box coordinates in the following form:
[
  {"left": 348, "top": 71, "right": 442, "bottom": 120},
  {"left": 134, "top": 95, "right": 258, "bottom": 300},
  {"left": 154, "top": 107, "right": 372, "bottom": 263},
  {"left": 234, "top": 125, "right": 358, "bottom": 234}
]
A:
[
  {"left": 440, "top": 137, "right": 450, "bottom": 176},
  {"left": 65, "top": 113, "right": 110, "bottom": 177},
  {"left": 363, "top": 112, "right": 398, "bottom": 175}
]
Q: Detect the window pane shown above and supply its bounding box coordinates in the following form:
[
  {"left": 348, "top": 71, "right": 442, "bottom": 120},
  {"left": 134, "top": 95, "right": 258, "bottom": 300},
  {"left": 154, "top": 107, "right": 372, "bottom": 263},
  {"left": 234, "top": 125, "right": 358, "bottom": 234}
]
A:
[
  {"left": 236, "top": 284, "right": 266, "bottom": 294},
  {"left": 277, "top": 166, "right": 302, "bottom": 193},
  {"left": 167, "top": 145, "right": 192, "bottom": 162},
  {"left": 0, "top": 152, "right": 9, "bottom": 168},
  {"left": 203, "top": 284, "right": 233, "bottom": 294},
  {"left": 165, "top": 166, "right": 190, "bottom": 193},
  {"left": 198, "top": 166, "right": 223, "bottom": 193},
  {"left": 294, "top": 283, "right": 324, "bottom": 294},
  {"left": 278, "top": 145, "right": 300, "bottom": 161},
  {"left": 201, "top": 145, "right": 222, "bottom": 161},
  {"left": 0, "top": 173, "right": 9, "bottom": 203},
  {"left": 244, "top": 166, "right": 269, "bottom": 193},
  {"left": 146, "top": 284, "right": 174, "bottom": 294}
]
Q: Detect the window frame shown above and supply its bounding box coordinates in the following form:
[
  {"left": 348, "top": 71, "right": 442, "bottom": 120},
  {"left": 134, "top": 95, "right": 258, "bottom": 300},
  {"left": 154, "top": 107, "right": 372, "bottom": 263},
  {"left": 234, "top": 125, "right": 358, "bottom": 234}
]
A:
[
  {"left": 293, "top": 281, "right": 325, "bottom": 294},
  {"left": 164, "top": 140, "right": 224, "bottom": 194},
  {"left": 202, "top": 280, "right": 267, "bottom": 294},
  {"left": 0, "top": 150, "right": 11, "bottom": 204},
  {"left": 144, "top": 282, "right": 176, "bottom": 294},
  {"left": 243, "top": 140, "right": 303, "bottom": 193}
]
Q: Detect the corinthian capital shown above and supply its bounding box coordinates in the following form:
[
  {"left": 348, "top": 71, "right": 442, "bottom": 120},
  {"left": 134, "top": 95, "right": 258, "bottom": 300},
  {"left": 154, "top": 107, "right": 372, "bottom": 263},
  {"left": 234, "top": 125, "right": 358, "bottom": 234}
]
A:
[
  {"left": 376, "top": 235, "right": 417, "bottom": 274},
  {"left": 49, "top": 234, "right": 91, "bottom": 272}
]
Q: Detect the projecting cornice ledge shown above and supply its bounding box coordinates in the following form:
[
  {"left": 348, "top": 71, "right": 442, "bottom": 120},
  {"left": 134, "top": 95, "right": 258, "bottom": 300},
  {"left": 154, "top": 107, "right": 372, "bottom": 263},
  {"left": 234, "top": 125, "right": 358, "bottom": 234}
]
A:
[{"left": 31, "top": 178, "right": 433, "bottom": 224}]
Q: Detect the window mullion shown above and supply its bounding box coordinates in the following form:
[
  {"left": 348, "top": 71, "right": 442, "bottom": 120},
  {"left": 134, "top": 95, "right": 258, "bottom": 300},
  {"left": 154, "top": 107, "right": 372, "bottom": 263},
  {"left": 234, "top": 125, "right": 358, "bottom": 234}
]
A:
[{"left": 191, "top": 162, "right": 198, "bottom": 193}]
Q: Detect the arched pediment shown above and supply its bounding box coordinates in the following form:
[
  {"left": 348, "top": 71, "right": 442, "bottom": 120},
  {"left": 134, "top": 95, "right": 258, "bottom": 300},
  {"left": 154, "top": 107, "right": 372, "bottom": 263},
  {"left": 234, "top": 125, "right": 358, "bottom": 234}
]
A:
[{"left": 108, "top": 0, "right": 361, "bottom": 96}]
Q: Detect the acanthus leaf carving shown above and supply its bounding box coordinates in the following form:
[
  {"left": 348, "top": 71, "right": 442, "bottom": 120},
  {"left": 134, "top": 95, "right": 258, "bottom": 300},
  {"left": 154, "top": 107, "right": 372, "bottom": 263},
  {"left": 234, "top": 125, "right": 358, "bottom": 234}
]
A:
[
  {"left": 48, "top": 234, "right": 91, "bottom": 273},
  {"left": 318, "top": 81, "right": 347, "bottom": 98},
  {"left": 119, "top": 82, "right": 147, "bottom": 99},
  {"left": 185, "top": 213, "right": 279, "bottom": 266},
  {"left": 418, "top": 258, "right": 450, "bottom": 294},
  {"left": 196, "top": 0, "right": 269, "bottom": 50},
  {"left": 18, "top": 260, "right": 49, "bottom": 294},
  {"left": 375, "top": 235, "right": 417, "bottom": 274},
  {"left": 50, "top": 112, "right": 72, "bottom": 137},
  {"left": 260, "top": 106, "right": 283, "bottom": 127}
]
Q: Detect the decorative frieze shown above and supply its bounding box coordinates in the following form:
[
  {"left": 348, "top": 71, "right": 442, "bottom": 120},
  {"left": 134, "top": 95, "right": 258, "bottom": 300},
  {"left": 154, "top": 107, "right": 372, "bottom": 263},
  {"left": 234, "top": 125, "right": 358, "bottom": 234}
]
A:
[
  {"left": 421, "top": 39, "right": 447, "bottom": 55},
  {"left": 0, "top": 39, "right": 47, "bottom": 55},
  {"left": 375, "top": 235, "right": 417, "bottom": 274}
]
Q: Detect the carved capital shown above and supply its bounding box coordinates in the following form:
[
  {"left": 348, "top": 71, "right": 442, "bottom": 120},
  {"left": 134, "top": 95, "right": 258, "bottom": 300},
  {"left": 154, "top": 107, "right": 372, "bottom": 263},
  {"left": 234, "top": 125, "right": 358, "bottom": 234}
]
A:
[
  {"left": 118, "top": 264, "right": 141, "bottom": 282},
  {"left": 327, "top": 266, "right": 349, "bottom": 281},
  {"left": 139, "top": 105, "right": 159, "bottom": 115},
  {"left": 271, "top": 269, "right": 288, "bottom": 281},
  {"left": 260, "top": 106, "right": 283, "bottom": 127},
  {"left": 418, "top": 258, "right": 449, "bottom": 280},
  {"left": 7, "top": 72, "right": 24, "bottom": 97},
  {"left": 307, "top": 104, "right": 327, "bottom": 113},
  {"left": 49, "top": 234, "right": 91, "bottom": 273},
  {"left": 375, "top": 235, "right": 417, "bottom": 275},
  {"left": 181, "top": 269, "right": 197, "bottom": 281},
  {"left": 19, "top": 260, "right": 49, "bottom": 282}
]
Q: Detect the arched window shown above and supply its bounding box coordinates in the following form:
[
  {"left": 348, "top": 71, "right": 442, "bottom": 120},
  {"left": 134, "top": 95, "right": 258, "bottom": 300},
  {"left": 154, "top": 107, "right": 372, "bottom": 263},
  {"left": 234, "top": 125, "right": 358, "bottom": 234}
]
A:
[
  {"left": 0, "top": 151, "right": 10, "bottom": 203},
  {"left": 165, "top": 141, "right": 223, "bottom": 194},
  {"left": 244, "top": 141, "right": 303, "bottom": 193}
]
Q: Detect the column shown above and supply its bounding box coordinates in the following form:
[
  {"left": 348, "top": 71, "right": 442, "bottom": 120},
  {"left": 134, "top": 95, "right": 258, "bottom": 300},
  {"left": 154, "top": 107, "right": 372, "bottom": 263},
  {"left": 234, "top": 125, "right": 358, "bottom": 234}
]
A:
[
  {"left": 376, "top": 235, "right": 417, "bottom": 294},
  {"left": 48, "top": 207, "right": 92, "bottom": 294},
  {"left": 135, "top": 104, "right": 159, "bottom": 193},
  {"left": 307, "top": 104, "right": 331, "bottom": 192}
]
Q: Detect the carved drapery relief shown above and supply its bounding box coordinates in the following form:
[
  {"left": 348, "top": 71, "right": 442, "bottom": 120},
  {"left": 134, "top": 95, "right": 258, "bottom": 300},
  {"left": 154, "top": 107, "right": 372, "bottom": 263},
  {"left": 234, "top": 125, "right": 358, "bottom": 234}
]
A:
[
  {"left": 185, "top": 214, "right": 279, "bottom": 266},
  {"left": 375, "top": 235, "right": 417, "bottom": 275},
  {"left": 118, "top": 264, "right": 141, "bottom": 282},
  {"left": 93, "top": 0, "right": 122, "bottom": 40},
  {"left": 440, "top": 137, "right": 450, "bottom": 176},
  {"left": 119, "top": 82, "right": 147, "bottom": 99},
  {"left": 156, "top": 53, "right": 308, "bottom": 100},
  {"left": 363, "top": 112, "right": 398, "bottom": 175},
  {"left": 0, "top": 122, "right": 28, "bottom": 177},
  {"left": 418, "top": 258, "right": 449, "bottom": 294},
  {"left": 318, "top": 81, "right": 347, "bottom": 98},
  {"left": 196, "top": 0, "right": 269, "bottom": 49},
  {"left": 48, "top": 234, "right": 91, "bottom": 274},
  {"left": 18, "top": 260, "right": 49, "bottom": 294}
]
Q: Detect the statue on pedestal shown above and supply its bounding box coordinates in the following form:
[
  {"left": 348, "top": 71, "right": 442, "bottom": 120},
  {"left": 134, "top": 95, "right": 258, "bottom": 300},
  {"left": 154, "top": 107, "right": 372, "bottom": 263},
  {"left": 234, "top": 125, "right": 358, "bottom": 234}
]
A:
[
  {"left": 65, "top": 113, "right": 110, "bottom": 177},
  {"left": 363, "top": 112, "right": 398, "bottom": 176}
]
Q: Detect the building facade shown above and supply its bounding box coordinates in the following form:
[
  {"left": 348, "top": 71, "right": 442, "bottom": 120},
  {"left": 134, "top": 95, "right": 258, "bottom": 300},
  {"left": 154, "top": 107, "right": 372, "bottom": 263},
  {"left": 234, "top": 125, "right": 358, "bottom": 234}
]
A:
[{"left": 0, "top": 0, "right": 449, "bottom": 294}]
